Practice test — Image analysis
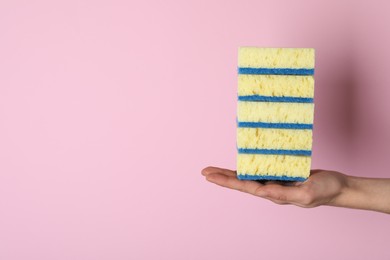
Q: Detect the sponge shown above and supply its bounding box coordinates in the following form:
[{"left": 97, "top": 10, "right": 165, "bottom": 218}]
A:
[{"left": 236, "top": 47, "right": 315, "bottom": 181}]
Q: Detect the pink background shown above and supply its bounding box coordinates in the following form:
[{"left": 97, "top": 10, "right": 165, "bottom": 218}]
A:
[{"left": 1, "top": 0, "right": 390, "bottom": 259}]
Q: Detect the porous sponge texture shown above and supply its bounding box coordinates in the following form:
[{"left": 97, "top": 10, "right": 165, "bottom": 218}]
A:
[
  {"left": 237, "top": 128, "right": 313, "bottom": 150},
  {"left": 238, "top": 102, "right": 314, "bottom": 124},
  {"left": 238, "top": 75, "right": 314, "bottom": 97},
  {"left": 238, "top": 47, "right": 315, "bottom": 68},
  {"left": 236, "top": 47, "right": 315, "bottom": 181},
  {"left": 237, "top": 154, "right": 311, "bottom": 178}
]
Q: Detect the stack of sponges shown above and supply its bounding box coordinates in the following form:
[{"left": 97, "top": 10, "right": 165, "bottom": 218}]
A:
[{"left": 236, "top": 47, "right": 315, "bottom": 181}]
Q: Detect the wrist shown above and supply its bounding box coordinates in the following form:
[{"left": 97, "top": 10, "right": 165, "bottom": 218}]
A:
[
  {"left": 326, "top": 173, "right": 357, "bottom": 208},
  {"left": 328, "top": 174, "right": 390, "bottom": 214}
]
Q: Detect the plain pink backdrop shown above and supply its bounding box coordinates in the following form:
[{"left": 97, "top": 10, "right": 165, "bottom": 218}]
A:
[{"left": 1, "top": 0, "right": 390, "bottom": 259}]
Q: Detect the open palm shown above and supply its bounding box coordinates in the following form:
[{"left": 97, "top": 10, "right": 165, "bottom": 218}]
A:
[{"left": 201, "top": 166, "right": 347, "bottom": 208}]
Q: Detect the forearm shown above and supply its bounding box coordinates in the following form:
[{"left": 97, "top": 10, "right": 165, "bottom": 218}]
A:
[{"left": 329, "top": 175, "right": 390, "bottom": 214}]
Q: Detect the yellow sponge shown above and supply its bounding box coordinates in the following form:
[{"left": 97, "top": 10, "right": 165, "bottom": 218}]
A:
[
  {"left": 237, "top": 128, "right": 313, "bottom": 150},
  {"left": 238, "top": 47, "right": 315, "bottom": 68},
  {"left": 238, "top": 102, "right": 314, "bottom": 124},
  {"left": 238, "top": 75, "right": 314, "bottom": 98},
  {"left": 237, "top": 154, "right": 311, "bottom": 179},
  {"left": 236, "top": 47, "right": 315, "bottom": 181}
]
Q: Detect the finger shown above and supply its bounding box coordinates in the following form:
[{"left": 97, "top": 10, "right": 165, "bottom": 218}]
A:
[
  {"left": 267, "top": 198, "right": 290, "bottom": 205},
  {"left": 205, "top": 173, "right": 264, "bottom": 196},
  {"left": 201, "top": 166, "right": 237, "bottom": 177},
  {"left": 258, "top": 183, "right": 309, "bottom": 205}
]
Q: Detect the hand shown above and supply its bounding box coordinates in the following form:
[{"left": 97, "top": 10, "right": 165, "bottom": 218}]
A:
[{"left": 201, "top": 166, "right": 348, "bottom": 208}]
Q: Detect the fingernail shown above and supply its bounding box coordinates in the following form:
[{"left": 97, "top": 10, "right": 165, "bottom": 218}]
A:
[{"left": 201, "top": 169, "right": 209, "bottom": 176}]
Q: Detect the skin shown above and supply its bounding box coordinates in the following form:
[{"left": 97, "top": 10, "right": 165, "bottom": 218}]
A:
[{"left": 201, "top": 166, "right": 390, "bottom": 214}]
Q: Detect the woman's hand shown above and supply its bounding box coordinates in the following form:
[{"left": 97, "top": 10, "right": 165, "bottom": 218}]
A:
[
  {"left": 201, "top": 166, "right": 390, "bottom": 213},
  {"left": 201, "top": 166, "right": 346, "bottom": 207}
]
